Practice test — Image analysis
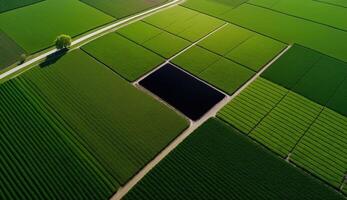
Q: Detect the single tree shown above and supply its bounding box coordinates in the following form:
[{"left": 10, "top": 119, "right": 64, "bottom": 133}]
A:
[
  {"left": 55, "top": 34, "right": 72, "bottom": 49},
  {"left": 20, "top": 53, "right": 27, "bottom": 64}
]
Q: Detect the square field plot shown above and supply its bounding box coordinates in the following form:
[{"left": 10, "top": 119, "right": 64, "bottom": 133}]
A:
[
  {"left": 117, "top": 21, "right": 191, "bottom": 58},
  {"left": 82, "top": 33, "right": 164, "bottom": 81},
  {"left": 140, "top": 63, "right": 225, "bottom": 121},
  {"left": 172, "top": 46, "right": 254, "bottom": 94},
  {"left": 144, "top": 6, "right": 225, "bottom": 42},
  {"left": 199, "top": 24, "right": 286, "bottom": 71}
]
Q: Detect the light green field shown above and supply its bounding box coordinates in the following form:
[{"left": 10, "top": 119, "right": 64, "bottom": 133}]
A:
[
  {"left": 0, "top": 0, "right": 114, "bottom": 53},
  {"left": 82, "top": 33, "right": 164, "bottom": 81},
  {"left": 316, "top": 0, "right": 347, "bottom": 7},
  {"left": 17, "top": 49, "right": 188, "bottom": 184},
  {"left": 124, "top": 118, "right": 344, "bottom": 200},
  {"left": 249, "top": 0, "right": 347, "bottom": 31},
  {"left": 199, "top": 24, "right": 286, "bottom": 71},
  {"left": 221, "top": 4, "right": 347, "bottom": 62},
  {"left": 217, "top": 78, "right": 288, "bottom": 133},
  {"left": 291, "top": 108, "right": 347, "bottom": 188},
  {"left": 182, "top": 0, "right": 245, "bottom": 16},
  {"left": 250, "top": 92, "right": 323, "bottom": 157},
  {"left": 0, "top": 30, "right": 25, "bottom": 69},
  {"left": 80, "top": 0, "right": 167, "bottom": 19},
  {"left": 144, "top": 6, "right": 225, "bottom": 42},
  {"left": 117, "top": 21, "right": 191, "bottom": 58}
]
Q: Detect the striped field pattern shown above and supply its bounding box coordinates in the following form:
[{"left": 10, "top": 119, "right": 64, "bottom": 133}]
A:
[
  {"left": 250, "top": 92, "right": 323, "bottom": 157},
  {"left": 217, "top": 78, "right": 288, "bottom": 133},
  {"left": 291, "top": 108, "right": 347, "bottom": 188}
]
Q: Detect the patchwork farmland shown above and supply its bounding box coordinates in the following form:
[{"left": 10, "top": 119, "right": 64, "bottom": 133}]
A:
[{"left": 0, "top": 0, "right": 347, "bottom": 199}]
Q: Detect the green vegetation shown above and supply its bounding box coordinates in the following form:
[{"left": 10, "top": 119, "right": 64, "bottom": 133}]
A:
[
  {"left": 316, "top": 0, "right": 347, "bottom": 7},
  {"left": 0, "top": 30, "right": 25, "bottom": 69},
  {"left": 55, "top": 34, "right": 72, "bottom": 49},
  {"left": 80, "top": 0, "right": 167, "bottom": 19},
  {"left": 262, "top": 45, "right": 321, "bottom": 89},
  {"left": 124, "top": 118, "right": 344, "bottom": 200},
  {"left": 291, "top": 108, "right": 347, "bottom": 188},
  {"left": 182, "top": 0, "right": 246, "bottom": 16},
  {"left": 217, "top": 78, "right": 288, "bottom": 133},
  {"left": 172, "top": 46, "right": 253, "bottom": 94},
  {"left": 0, "top": 0, "right": 43, "bottom": 13},
  {"left": 199, "top": 23, "right": 286, "bottom": 71},
  {"left": 82, "top": 33, "right": 164, "bottom": 81},
  {"left": 117, "top": 21, "right": 191, "bottom": 58},
  {"left": 15, "top": 49, "right": 188, "bottom": 184},
  {"left": 144, "top": 6, "right": 225, "bottom": 42},
  {"left": 249, "top": 0, "right": 347, "bottom": 31},
  {"left": 328, "top": 79, "right": 347, "bottom": 116},
  {"left": 0, "top": 80, "right": 119, "bottom": 200},
  {"left": 0, "top": 0, "right": 113, "bottom": 53},
  {"left": 250, "top": 92, "right": 323, "bottom": 157}
]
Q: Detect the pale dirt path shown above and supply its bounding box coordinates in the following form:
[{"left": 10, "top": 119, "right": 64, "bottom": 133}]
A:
[
  {"left": 111, "top": 40, "right": 292, "bottom": 199},
  {"left": 0, "top": 0, "right": 182, "bottom": 80}
]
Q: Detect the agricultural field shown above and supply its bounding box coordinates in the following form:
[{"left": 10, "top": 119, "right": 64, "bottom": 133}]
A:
[
  {"left": 82, "top": 33, "right": 164, "bottom": 81},
  {"left": 1, "top": 0, "right": 347, "bottom": 199},
  {"left": 124, "top": 118, "right": 343, "bottom": 199},
  {"left": 0, "top": 30, "right": 25, "bottom": 69},
  {"left": 80, "top": 0, "right": 168, "bottom": 19},
  {"left": 0, "top": 0, "right": 43, "bottom": 13}
]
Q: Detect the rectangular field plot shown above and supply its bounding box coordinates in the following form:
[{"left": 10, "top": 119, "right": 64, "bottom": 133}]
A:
[
  {"left": 80, "top": 0, "right": 167, "bottom": 19},
  {"left": 0, "top": 30, "right": 25, "bottom": 70},
  {"left": 221, "top": 4, "right": 347, "bottom": 63},
  {"left": 17, "top": 50, "right": 188, "bottom": 184},
  {"left": 0, "top": 0, "right": 43, "bottom": 13},
  {"left": 291, "top": 108, "right": 347, "bottom": 188},
  {"left": 182, "top": 0, "right": 235, "bottom": 17},
  {"left": 140, "top": 63, "right": 225, "bottom": 120},
  {"left": 199, "top": 24, "right": 286, "bottom": 71},
  {"left": 0, "top": 0, "right": 113, "bottom": 53},
  {"left": 217, "top": 78, "right": 288, "bottom": 134},
  {"left": 82, "top": 33, "right": 164, "bottom": 81},
  {"left": 250, "top": 92, "right": 323, "bottom": 157},
  {"left": 117, "top": 21, "right": 191, "bottom": 58},
  {"left": 249, "top": 0, "right": 347, "bottom": 31},
  {"left": 316, "top": 0, "right": 347, "bottom": 8},
  {"left": 0, "top": 80, "right": 119, "bottom": 199},
  {"left": 144, "top": 6, "right": 225, "bottom": 42},
  {"left": 262, "top": 45, "right": 322, "bottom": 89},
  {"left": 172, "top": 46, "right": 254, "bottom": 94},
  {"left": 123, "top": 118, "right": 343, "bottom": 200}
]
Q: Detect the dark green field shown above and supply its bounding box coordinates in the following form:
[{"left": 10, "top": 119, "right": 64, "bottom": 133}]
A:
[
  {"left": 0, "top": 30, "right": 25, "bottom": 70},
  {"left": 124, "top": 118, "right": 343, "bottom": 200},
  {"left": 0, "top": 0, "right": 43, "bottom": 13}
]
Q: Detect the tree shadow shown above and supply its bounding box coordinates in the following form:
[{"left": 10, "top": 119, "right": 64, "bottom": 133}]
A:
[{"left": 39, "top": 48, "right": 68, "bottom": 68}]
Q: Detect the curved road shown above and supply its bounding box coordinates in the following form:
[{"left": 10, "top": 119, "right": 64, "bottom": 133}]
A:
[{"left": 0, "top": 0, "right": 181, "bottom": 80}]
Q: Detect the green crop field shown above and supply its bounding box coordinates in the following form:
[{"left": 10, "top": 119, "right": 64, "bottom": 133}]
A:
[
  {"left": 117, "top": 21, "right": 191, "bottom": 58},
  {"left": 250, "top": 92, "right": 323, "bottom": 157},
  {"left": 82, "top": 33, "right": 165, "bottom": 81},
  {"left": 0, "top": 80, "right": 119, "bottom": 200},
  {"left": 80, "top": 0, "right": 167, "bottom": 19},
  {"left": 144, "top": 6, "right": 225, "bottom": 42},
  {"left": 124, "top": 118, "right": 343, "bottom": 200},
  {"left": 328, "top": 79, "right": 347, "bottom": 117},
  {"left": 248, "top": 0, "right": 347, "bottom": 31},
  {"left": 0, "top": 0, "right": 113, "bottom": 53},
  {"left": 291, "top": 108, "right": 347, "bottom": 188},
  {"left": 13, "top": 49, "right": 188, "bottom": 184},
  {"left": 199, "top": 24, "right": 286, "bottom": 71},
  {"left": 217, "top": 78, "right": 288, "bottom": 133},
  {"left": 0, "top": 0, "right": 43, "bottom": 13},
  {"left": 182, "top": 0, "right": 246, "bottom": 16},
  {"left": 172, "top": 46, "right": 254, "bottom": 94},
  {"left": 0, "top": 30, "right": 25, "bottom": 69},
  {"left": 316, "top": 0, "right": 347, "bottom": 8}
]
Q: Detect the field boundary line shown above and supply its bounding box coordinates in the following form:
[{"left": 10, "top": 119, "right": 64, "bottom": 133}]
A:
[
  {"left": 0, "top": 0, "right": 183, "bottom": 80},
  {"left": 111, "top": 44, "right": 292, "bottom": 200}
]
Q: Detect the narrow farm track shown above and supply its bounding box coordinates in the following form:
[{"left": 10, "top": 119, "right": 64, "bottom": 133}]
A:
[
  {"left": 0, "top": 0, "right": 183, "bottom": 80},
  {"left": 111, "top": 44, "right": 293, "bottom": 200}
]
